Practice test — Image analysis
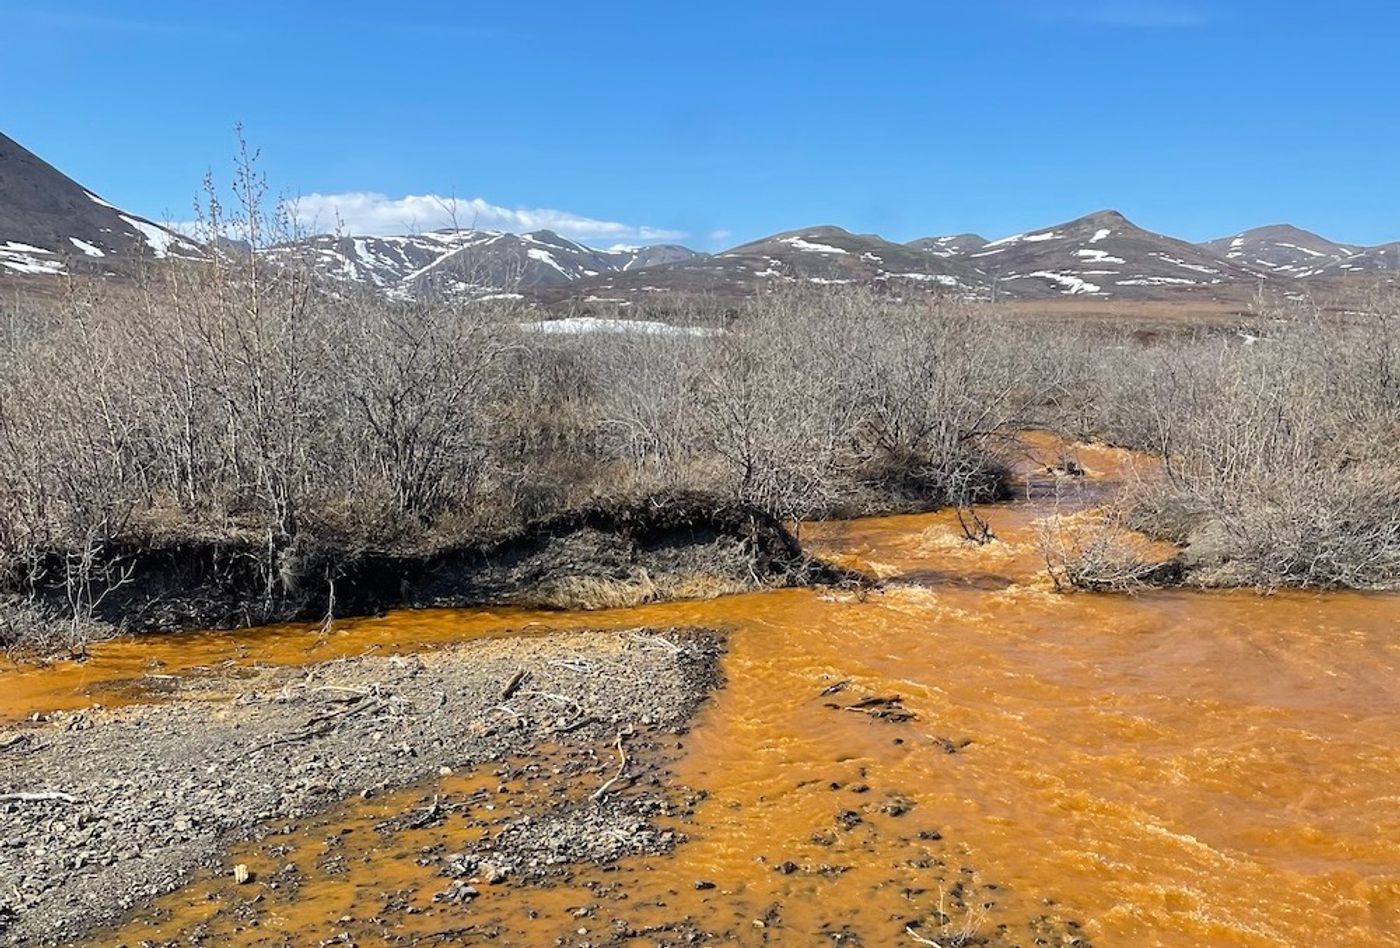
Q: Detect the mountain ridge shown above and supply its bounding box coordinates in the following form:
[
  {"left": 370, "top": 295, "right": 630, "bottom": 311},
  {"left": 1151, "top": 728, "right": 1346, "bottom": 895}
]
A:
[
  {"left": 1200, "top": 224, "right": 1362, "bottom": 277},
  {"left": 3, "top": 131, "right": 1397, "bottom": 306},
  {"left": 0, "top": 131, "right": 200, "bottom": 277}
]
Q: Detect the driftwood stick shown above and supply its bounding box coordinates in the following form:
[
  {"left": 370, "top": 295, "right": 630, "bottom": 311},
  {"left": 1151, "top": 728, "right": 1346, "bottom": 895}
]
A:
[
  {"left": 501, "top": 669, "right": 528, "bottom": 701},
  {"left": 628, "top": 632, "right": 682, "bottom": 654},
  {"left": 236, "top": 695, "right": 382, "bottom": 761},
  {"left": 408, "top": 794, "right": 442, "bottom": 829},
  {"left": 591, "top": 727, "right": 634, "bottom": 801},
  {"left": 553, "top": 714, "right": 599, "bottom": 734},
  {"left": 904, "top": 925, "right": 945, "bottom": 947},
  {"left": 0, "top": 791, "right": 79, "bottom": 804}
]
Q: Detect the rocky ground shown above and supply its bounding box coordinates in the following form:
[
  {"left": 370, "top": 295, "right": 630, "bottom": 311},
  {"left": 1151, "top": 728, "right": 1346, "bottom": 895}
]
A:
[{"left": 0, "top": 627, "right": 723, "bottom": 946}]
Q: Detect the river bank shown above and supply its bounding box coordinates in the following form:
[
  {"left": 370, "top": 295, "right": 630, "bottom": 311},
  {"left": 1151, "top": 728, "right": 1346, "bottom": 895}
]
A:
[
  {"left": 3, "top": 493, "right": 849, "bottom": 659},
  {"left": 0, "top": 627, "right": 723, "bottom": 945}
]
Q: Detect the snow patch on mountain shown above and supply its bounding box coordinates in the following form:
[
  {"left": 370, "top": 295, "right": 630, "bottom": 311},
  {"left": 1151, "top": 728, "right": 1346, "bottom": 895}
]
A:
[
  {"left": 0, "top": 242, "right": 64, "bottom": 275},
  {"left": 778, "top": 235, "right": 849, "bottom": 255}
]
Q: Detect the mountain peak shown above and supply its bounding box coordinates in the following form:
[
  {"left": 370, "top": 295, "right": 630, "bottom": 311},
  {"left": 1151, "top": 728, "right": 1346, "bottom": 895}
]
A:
[
  {"left": 1, "top": 130, "right": 200, "bottom": 275},
  {"left": 906, "top": 233, "right": 989, "bottom": 257},
  {"left": 1068, "top": 209, "right": 1134, "bottom": 230},
  {"left": 1201, "top": 223, "right": 1359, "bottom": 276}
]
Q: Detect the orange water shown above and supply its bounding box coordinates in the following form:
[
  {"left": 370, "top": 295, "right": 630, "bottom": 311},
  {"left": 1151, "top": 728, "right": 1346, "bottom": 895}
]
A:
[{"left": 9, "top": 439, "right": 1398, "bottom": 946}]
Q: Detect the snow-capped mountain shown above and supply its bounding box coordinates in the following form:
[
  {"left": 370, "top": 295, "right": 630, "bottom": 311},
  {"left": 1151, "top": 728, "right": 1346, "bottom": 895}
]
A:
[
  {"left": 265, "top": 228, "right": 704, "bottom": 298},
  {"left": 5, "top": 128, "right": 1397, "bottom": 306},
  {"left": 262, "top": 231, "right": 486, "bottom": 290},
  {"left": 0, "top": 131, "right": 200, "bottom": 277},
  {"left": 534, "top": 225, "right": 980, "bottom": 305},
  {"left": 1311, "top": 242, "right": 1400, "bottom": 277},
  {"left": 542, "top": 214, "right": 1279, "bottom": 305},
  {"left": 930, "top": 210, "right": 1261, "bottom": 299},
  {"left": 906, "top": 234, "right": 989, "bottom": 257},
  {"left": 1201, "top": 224, "right": 1361, "bottom": 277},
  {"left": 720, "top": 226, "right": 974, "bottom": 288},
  {"left": 606, "top": 243, "right": 700, "bottom": 271}
]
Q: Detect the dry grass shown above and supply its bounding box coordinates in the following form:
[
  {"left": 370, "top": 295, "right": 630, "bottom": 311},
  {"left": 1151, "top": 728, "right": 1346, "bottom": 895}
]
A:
[
  {"left": 1038, "top": 507, "right": 1174, "bottom": 592},
  {"left": 530, "top": 570, "right": 758, "bottom": 611}
]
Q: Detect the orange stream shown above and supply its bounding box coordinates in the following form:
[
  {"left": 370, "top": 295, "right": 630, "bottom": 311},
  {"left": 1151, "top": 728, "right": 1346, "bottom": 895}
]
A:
[{"left": 7, "top": 439, "right": 1399, "bottom": 946}]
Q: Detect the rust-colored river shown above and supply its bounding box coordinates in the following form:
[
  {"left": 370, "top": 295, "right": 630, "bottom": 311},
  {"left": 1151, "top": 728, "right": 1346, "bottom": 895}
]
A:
[{"left": 6, "top": 441, "right": 1399, "bottom": 946}]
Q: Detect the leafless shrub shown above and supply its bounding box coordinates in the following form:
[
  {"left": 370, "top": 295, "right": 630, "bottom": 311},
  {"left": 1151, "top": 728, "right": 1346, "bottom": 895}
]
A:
[
  {"left": 1038, "top": 504, "right": 1170, "bottom": 592},
  {"left": 905, "top": 884, "right": 990, "bottom": 947},
  {"left": 686, "top": 290, "right": 1017, "bottom": 523},
  {"left": 1059, "top": 288, "right": 1400, "bottom": 589},
  {"left": 7, "top": 139, "right": 1394, "bottom": 652},
  {"left": 0, "top": 258, "right": 1027, "bottom": 647},
  {"left": 0, "top": 593, "right": 112, "bottom": 660}
]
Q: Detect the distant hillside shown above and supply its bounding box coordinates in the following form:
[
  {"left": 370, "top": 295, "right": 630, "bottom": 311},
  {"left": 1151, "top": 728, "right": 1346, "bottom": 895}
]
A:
[
  {"left": 1313, "top": 242, "right": 1400, "bottom": 276},
  {"left": 1201, "top": 224, "right": 1361, "bottom": 277},
  {"left": 264, "top": 229, "right": 704, "bottom": 299},
  {"left": 539, "top": 225, "right": 981, "bottom": 304},
  {"left": 948, "top": 210, "right": 1261, "bottom": 300},
  {"left": 907, "top": 234, "right": 989, "bottom": 257},
  {"left": 3, "top": 129, "right": 1396, "bottom": 307},
  {"left": 0, "top": 131, "right": 199, "bottom": 277}
]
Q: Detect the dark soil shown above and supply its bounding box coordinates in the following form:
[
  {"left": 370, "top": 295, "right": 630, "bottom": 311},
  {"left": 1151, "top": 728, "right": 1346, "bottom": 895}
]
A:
[{"left": 10, "top": 492, "right": 853, "bottom": 644}]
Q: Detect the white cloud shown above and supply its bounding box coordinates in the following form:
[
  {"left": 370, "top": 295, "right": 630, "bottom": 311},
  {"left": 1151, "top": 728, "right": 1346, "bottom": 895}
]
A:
[
  {"left": 708, "top": 229, "right": 734, "bottom": 244},
  {"left": 285, "top": 192, "right": 687, "bottom": 243}
]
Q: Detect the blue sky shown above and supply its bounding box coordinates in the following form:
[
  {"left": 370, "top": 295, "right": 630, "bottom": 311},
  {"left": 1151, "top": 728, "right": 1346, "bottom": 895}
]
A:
[{"left": 3, "top": 0, "right": 1397, "bottom": 249}]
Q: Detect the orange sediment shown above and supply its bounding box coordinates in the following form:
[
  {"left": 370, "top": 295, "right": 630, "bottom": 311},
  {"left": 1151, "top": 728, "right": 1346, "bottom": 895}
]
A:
[{"left": 9, "top": 436, "right": 1398, "bottom": 946}]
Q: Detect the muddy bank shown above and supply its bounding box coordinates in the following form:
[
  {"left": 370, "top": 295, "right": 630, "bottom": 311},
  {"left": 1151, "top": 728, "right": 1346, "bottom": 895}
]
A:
[
  {"left": 10, "top": 493, "right": 846, "bottom": 645},
  {"left": 0, "top": 626, "right": 724, "bottom": 946}
]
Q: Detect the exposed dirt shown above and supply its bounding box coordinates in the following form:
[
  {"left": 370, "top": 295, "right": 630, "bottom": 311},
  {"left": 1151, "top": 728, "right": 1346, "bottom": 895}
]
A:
[
  {"left": 0, "top": 626, "right": 724, "bottom": 946},
  {"left": 10, "top": 493, "right": 849, "bottom": 645}
]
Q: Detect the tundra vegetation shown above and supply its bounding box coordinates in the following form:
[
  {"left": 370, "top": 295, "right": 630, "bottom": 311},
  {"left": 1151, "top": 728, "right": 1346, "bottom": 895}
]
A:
[
  {"left": 1055, "top": 290, "right": 1400, "bottom": 590},
  {"left": 0, "top": 178, "right": 1397, "bottom": 654}
]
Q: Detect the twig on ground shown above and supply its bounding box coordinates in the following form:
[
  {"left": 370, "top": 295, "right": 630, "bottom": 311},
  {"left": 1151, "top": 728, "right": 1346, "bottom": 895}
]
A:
[
  {"left": 629, "top": 632, "right": 683, "bottom": 654},
  {"left": 236, "top": 692, "right": 386, "bottom": 761},
  {"left": 518, "top": 690, "right": 582, "bottom": 712},
  {"left": 591, "top": 726, "right": 635, "bottom": 801},
  {"left": 553, "top": 714, "right": 599, "bottom": 734},
  {"left": 904, "top": 925, "right": 944, "bottom": 946},
  {"left": 0, "top": 791, "right": 79, "bottom": 804},
  {"left": 501, "top": 669, "right": 528, "bottom": 700}
]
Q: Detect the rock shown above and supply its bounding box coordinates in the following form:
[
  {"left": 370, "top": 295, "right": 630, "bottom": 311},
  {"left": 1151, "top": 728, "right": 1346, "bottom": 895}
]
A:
[
  {"left": 433, "top": 881, "right": 478, "bottom": 903},
  {"left": 694, "top": 879, "right": 716, "bottom": 890},
  {"left": 232, "top": 864, "right": 251, "bottom": 884}
]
